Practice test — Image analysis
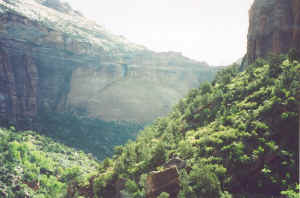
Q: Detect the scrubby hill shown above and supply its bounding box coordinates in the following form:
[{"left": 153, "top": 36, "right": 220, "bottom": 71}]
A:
[
  {"left": 0, "top": 127, "right": 99, "bottom": 197},
  {"left": 80, "top": 55, "right": 299, "bottom": 198}
]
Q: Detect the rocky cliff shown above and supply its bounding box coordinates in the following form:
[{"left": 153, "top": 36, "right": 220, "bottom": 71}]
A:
[
  {"left": 0, "top": 0, "right": 217, "bottom": 130},
  {"left": 245, "top": 0, "right": 300, "bottom": 65}
]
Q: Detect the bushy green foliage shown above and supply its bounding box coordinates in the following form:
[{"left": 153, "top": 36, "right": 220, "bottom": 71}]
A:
[
  {"left": 189, "top": 164, "right": 222, "bottom": 198},
  {"left": 280, "top": 184, "right": 300, "bottom": 198},
  {"left": 91, "top": 56, "right": 299, "bottom": 197},
  {"left": 0, "top": 128, "right": 98, "bottom": 197},
  {"left": 37, "top": 111, "right": 143, "bottom": 160},
  {"left": 157, "top": 192, "right": 170, "bottom": 198}
]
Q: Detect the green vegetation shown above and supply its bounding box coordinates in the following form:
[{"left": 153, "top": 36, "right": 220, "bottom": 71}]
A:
[
  {"left": 0, "top": 127, "right": 98, "bottom": 198},
  {"left": 38, "top": 111, "right": 143, "bottom": 160},
  {"left": 89, "top": 55, "right": 299, "bottom": 197}
]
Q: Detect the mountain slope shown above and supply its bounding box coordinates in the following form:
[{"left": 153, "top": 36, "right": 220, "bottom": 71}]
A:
[
  {"left": 81, "top": 55, "right": 300, "bottom": 198},
  {"left": 0, "top": 0, "right": 217, "bottom": 130},
  {"left": 0, "top": 127, "right": 99, "bottom": 197}
]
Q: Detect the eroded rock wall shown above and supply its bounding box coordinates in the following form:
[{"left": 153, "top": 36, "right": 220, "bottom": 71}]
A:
[
  {"left": 0, "top": 0, "right": 217, "bottom": 129},
  {"left": 245, "top": 0, "right": 300, "bottom": 65},
  {"left": 0, "top": 4, "right": 100, "bottom": 129}
]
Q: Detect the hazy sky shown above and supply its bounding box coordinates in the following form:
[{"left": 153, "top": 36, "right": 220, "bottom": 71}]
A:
[{"left": 64, "top": 0, "right": 254, "bottom": 66}]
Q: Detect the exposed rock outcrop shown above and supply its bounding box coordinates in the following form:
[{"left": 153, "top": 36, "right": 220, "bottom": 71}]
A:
[
  {"left": 146, "top": 167, "right": 180, "bottom": 198},
  {"left": 245, "top": 0, "right": 300, "bottom": 65},
  {"left": 0, "top": 0, "right": 217, "bottom": 129}
]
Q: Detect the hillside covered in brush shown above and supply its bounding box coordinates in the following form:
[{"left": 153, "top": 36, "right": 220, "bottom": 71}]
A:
[
  {"left": 80, "top": 54, "right": 300, "bottom": 198},
  {"left": 0, "top": 127, "right": 99, "bottom": 198}
]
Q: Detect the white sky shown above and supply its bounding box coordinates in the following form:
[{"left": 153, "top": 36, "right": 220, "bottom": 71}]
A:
[{"left": 64, "top": 0, "right": 254, "bottom": 66}]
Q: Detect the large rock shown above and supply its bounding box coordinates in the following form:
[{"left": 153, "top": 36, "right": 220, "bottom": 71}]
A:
[
  {"left": 245, "top": 0, "right": 300, "bottom": 65},
  {"left": 0, "top": 0, "right": 217, "bottom": 130},
  {"left": 146, "top": 167, "right": 180, "bottom": 198}
]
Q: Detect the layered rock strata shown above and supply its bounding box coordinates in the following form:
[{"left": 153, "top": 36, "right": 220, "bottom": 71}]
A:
[
  {"left": 0, "top": 0, "right": 217, "bottom": 129},
  {"left": 245, "top": 0, "right": 300, "bottom": 65}
]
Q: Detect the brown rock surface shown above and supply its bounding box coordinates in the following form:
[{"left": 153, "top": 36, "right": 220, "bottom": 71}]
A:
[
  {"left": 146, "top": 167, "right": 180, "bottom": 198},
  {"left": 0, "top": 48, "right": 38, "bottom": 129},
  {"left": 245, "top": 0, "right": 300, "bottom": 65},
  {"left": 0, "top": 0, "right": 217, "bottom": 129}
]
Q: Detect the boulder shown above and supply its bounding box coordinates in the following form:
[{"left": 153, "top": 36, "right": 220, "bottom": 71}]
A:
[{"left": 146, "top": 167, "right": 180, "bottom": 198}]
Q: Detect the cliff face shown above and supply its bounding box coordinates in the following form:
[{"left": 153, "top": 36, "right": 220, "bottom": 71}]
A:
[
  {"left": 0, "top": 49, "right": 38, "bottom": 129},
  {"left": 0, "top": 0, "right": 217, "bottom": 129},
  {"left": 245, "top": 0, "right": 300, "bottom": 65},
  {"left": 67, "top": 51, "right": 215, "bottom": 122}
]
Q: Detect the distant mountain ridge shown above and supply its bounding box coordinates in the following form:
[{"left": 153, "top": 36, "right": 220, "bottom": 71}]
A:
[
  {"left": 0, "top": 0, "right": 218, "bottom": 130},
  {"left": 34, "top": 0, "right": 82, "bottom": 16}
]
